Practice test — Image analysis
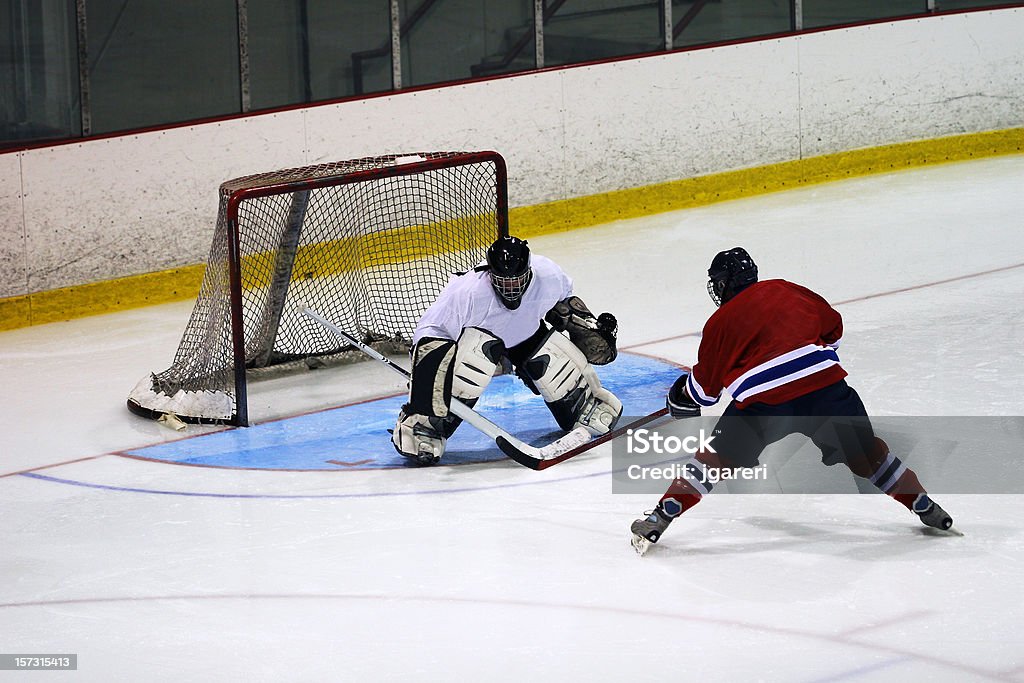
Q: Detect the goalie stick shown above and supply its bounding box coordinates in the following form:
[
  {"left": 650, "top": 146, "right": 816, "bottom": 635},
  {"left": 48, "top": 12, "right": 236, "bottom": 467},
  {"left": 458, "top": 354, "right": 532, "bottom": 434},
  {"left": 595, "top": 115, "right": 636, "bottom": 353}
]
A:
[
  {"left": 300, "top": 307, "right": 593, "bottom": 466},
  {"left": 497, "top": 407, "right": 669, "bottom": 470}
]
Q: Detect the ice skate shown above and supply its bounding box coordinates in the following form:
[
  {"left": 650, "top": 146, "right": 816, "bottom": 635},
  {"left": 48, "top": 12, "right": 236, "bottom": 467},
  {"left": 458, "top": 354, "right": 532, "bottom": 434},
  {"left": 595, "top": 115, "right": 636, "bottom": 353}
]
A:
[
  {"left": 630, "top": 507, "right": 672, "bottom": 556},
  {"left": 391, "top": 407, "right": 446, "bottom": 466},
  {"left": 912, "top": 494, "right": 962, "bottom": 535},
  {"left": 412, "top": 441, "right": 441, "bottom": 466}
]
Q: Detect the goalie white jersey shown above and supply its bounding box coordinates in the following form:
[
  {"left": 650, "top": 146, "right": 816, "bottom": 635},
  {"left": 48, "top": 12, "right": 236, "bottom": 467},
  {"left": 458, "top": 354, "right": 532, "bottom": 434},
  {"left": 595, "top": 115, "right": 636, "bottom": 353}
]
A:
[{"left": 413, "top": 254, "right": 574, "bottom": 347}]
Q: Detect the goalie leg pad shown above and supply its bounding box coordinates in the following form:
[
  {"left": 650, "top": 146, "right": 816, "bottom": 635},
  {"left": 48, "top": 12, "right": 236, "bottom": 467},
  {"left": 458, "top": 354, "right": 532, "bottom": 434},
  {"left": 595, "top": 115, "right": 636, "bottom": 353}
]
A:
[
  {"left": 452, "top": 327, "right": 505, "bottom": 402},
  {"left": 436, "top": 328, "right": 506, "bottom": 440},
  {"left": 392, "top": 405, "right": 447, "bottom": 465},
  {"left": 522, "top": 329, "right": 623, "bottom": 435},
  {"left": 408, "top": 338, "right": 456, "bottom": 417}
]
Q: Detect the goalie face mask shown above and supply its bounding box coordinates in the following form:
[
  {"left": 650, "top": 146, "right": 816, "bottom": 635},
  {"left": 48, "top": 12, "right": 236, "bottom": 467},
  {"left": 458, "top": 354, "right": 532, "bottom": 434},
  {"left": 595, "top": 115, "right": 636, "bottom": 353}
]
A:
[
  {"left": 487, "top": 236, "right": 533, "bottom": 309},
  {"left": 707, "top": 247, "right": 758, "bottom": 306}
]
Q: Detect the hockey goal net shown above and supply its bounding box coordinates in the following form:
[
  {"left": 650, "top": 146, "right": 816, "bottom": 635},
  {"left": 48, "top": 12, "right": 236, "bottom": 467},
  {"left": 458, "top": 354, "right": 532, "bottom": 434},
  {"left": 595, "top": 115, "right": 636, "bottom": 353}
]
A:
[{"left": 128, "top": 151, "right": 508, "bottom": 426}]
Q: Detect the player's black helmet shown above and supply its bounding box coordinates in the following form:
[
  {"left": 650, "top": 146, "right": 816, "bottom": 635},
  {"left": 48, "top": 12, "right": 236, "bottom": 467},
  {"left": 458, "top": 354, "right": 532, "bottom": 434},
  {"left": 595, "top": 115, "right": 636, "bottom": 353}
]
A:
[
  {"left": 486, "top": 235, "right": 533, "bottom": 309},
  {"left": 707, "top": 247, "right": 758, "bottom": 306}
]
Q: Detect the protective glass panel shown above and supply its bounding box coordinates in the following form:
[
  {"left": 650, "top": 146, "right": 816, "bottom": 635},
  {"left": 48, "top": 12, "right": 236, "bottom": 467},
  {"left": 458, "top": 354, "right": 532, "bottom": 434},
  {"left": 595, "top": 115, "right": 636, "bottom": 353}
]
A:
[
  {"left": 0, "top": 0, "right": 79, "bottom": 146},
  {"left": 672, "top": 0, "right": 791, "bottom": 48},
  {"left": 247, "top": 0, "right": 393, "bottom": 104},
  {"left": 936, "top": 0, "right": 1006, "bottom": 8},
  {"left": 543, "top": 0, "right": 664, "bottom": 67},
  {"left": 802, "top": 0, "right": 928, "bottom": 30},
  {"left": 85, "top": 0, "right": 239, "bottom": 134},
  {"left": 401, "top": 0, "right": 535, "bottom": 87}
]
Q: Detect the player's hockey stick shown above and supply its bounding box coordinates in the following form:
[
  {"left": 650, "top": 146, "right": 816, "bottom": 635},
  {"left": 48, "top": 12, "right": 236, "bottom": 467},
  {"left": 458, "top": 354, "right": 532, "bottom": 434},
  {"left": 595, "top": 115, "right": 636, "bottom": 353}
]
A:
[
  {"left": 300, "top": 307, "right": 593, "bottom": 465},
  {"left": 496, "top": 407, "right": 669, "bottom": 470}
]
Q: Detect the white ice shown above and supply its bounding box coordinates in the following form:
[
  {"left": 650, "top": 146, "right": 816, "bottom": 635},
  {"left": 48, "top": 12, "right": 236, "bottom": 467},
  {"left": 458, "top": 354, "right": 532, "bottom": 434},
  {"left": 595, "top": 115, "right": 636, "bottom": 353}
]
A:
[{"left": 1, "top": 155, "right": 1023, "bottom": 682}]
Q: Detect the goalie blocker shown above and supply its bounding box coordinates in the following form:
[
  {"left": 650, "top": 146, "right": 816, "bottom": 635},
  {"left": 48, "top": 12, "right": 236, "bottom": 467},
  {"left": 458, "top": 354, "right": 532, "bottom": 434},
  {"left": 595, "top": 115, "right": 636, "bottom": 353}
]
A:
[
  {"left": 394, "top": 298, "right": 622, "bottom": 465},
  {"left": 545, "top": 295, "right": 617, "bottom": 365}
]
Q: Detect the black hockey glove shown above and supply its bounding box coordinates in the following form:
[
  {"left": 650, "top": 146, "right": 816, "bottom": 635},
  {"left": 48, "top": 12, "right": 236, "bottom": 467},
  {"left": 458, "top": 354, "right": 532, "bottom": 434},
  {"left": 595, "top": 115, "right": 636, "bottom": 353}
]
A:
[
  {"left": 545, "top": 297, "right": 618, "bottom": 365},
  {"left": 667, "top": 372, "right": 701, "bottom": 419},
  {"left": 596, "top": 312, "right": 617, "bottom": 342},
  {"left": 545, "top": 296, "right": 590, "bottom": 332}
]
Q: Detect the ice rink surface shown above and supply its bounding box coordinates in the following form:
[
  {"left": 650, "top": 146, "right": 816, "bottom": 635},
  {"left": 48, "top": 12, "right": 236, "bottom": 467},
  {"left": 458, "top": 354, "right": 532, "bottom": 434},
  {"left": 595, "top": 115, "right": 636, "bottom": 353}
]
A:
[{"left": 2, "top": 155, "right": 1023, "bottom": 681}]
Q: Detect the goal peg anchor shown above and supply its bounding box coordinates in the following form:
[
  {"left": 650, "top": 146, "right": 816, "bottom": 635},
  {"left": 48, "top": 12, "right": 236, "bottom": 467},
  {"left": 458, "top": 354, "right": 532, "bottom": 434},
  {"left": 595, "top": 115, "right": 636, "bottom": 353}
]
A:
[{"left": 157, "top": 412, "right": 188, "bottom": 431}]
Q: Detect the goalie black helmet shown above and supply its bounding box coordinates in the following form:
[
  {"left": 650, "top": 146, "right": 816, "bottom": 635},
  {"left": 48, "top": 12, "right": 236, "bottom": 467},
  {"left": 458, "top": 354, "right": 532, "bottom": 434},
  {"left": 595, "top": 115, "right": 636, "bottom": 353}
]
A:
[
  {"left": 486, "top": 235, "right": 533, "bottom": 309},
  {"left": 707, "top": 247, "right": 758, "bottom": 306}
]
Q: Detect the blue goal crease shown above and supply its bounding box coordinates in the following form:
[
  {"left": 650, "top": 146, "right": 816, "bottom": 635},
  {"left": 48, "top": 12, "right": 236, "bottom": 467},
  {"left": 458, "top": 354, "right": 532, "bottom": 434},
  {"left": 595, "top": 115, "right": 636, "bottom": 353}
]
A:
[{"left": 123, "top": 352, "right": 681, "bottom": 471}]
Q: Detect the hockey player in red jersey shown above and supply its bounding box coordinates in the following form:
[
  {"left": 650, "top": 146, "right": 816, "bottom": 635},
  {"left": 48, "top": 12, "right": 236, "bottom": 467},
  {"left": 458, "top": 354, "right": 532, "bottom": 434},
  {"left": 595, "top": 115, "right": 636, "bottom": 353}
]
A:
[{"left": 630, "top": 247, "right": 955, "bottom": 555}]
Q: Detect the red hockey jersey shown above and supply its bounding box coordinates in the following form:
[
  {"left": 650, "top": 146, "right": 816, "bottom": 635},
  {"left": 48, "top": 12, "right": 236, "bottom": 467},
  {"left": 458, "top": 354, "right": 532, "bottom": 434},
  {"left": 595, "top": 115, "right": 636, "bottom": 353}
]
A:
[{"left": 686, "top": 279, "right": 847, "bottom": 409}]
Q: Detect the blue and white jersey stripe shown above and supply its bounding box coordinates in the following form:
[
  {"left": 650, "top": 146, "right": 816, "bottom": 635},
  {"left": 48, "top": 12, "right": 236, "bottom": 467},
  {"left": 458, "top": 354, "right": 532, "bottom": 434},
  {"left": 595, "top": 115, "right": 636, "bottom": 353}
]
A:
[
  {"left": 727, "top": 343, "right": 840, "bottom": 403},
  {"left": 687, "top": 342, "right": 843, "bottom": 407},
  {"left": 686, "top": 371, "right": 719, "bottom": 407}
]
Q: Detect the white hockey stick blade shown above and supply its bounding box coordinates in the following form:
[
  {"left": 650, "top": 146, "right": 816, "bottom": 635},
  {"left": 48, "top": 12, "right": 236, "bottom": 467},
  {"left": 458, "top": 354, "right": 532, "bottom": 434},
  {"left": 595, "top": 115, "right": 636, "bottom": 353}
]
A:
[
  {"left": 537, "top": 426, "right": 592, "bottom": 457},
  {"left": 495, "top": 426, "right": 592, "bottom": 468},
  {"left": 499, "top": 409, "right": 668, "bottom": 471}
]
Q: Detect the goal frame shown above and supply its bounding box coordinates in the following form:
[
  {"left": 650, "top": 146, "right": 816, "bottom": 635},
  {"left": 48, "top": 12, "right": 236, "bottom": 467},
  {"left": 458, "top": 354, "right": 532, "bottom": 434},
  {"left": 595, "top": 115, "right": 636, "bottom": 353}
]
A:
[
  {"left": 225, "top": 151, "right": 509, "bottom": 426},
  {"left": 131, "top": 151, "right": 509, "bottom": 427}
]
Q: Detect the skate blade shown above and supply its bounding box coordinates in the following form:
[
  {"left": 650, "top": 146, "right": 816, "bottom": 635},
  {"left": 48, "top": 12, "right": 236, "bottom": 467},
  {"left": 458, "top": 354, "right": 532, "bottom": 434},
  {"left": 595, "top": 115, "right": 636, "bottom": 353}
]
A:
[
  {"left": 631, "top": 533, "right": 652, "bottom": 556},
  {"left": 945, "top": 525, "right": 965, "bottom": 537}
]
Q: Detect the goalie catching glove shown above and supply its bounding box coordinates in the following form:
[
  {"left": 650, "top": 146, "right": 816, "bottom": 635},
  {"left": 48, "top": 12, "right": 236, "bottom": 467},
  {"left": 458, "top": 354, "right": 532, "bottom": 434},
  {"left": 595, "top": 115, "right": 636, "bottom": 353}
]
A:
[
  {"left": 667, "top": 372, "right": 701, "bottom": 419},
  {"left": 545, "top": 296, "right": 617, "bottom": 365}
]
